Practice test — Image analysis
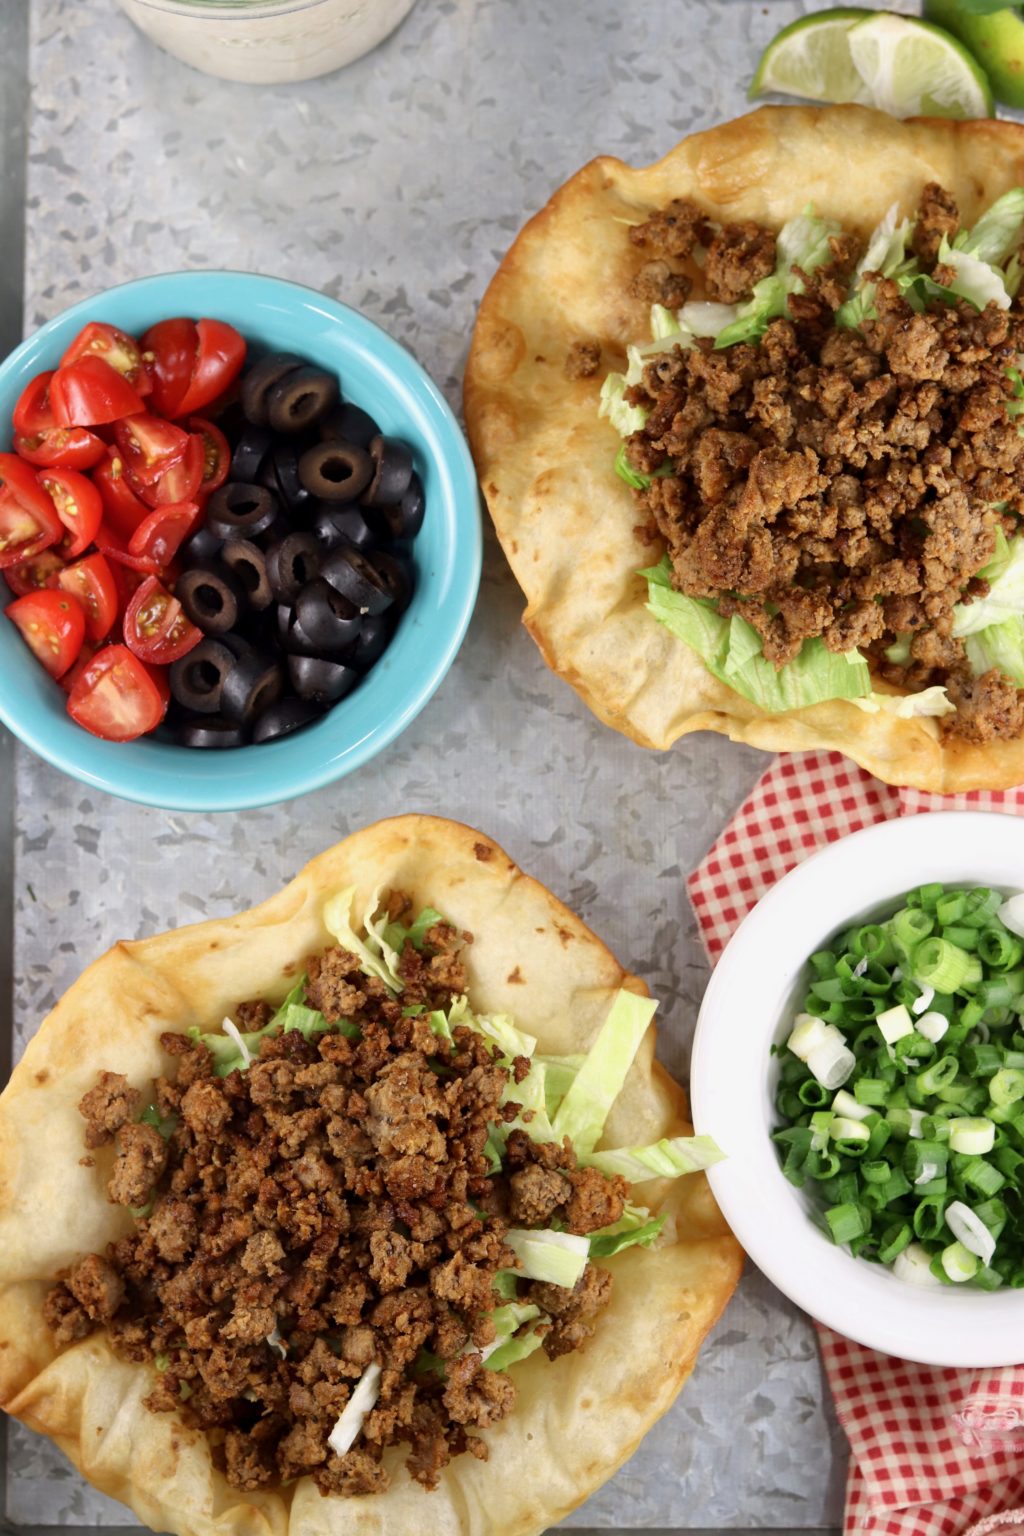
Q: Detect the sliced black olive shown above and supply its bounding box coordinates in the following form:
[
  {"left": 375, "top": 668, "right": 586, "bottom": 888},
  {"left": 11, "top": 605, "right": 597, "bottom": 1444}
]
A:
[
  {"left": 295, "top": 578, "right": 363, "bottom": 654},
  {"left": 168, "top": 637, "right": 237, "bottom": 714},
  {"left": 207, "top": 482, "right": 280, "bottom": 542},
  {"left": 298, "top": 441, "right": 373, "bottom": 503},
  {"left": 267, "top": 366, "right": 339, "bottom": 434},
  {"left": 363, "top": 436, "right": 414, "bottom": 507},
  {"left": 220, "top": 652, "right": 285, "bottom": 726},
  {"left": 220, "top": 540, "right": 274, "bottom": 611},
  {"left": 252, "top": 697, "right": 322, "bottom": 744},
  {"left": 288, "top": 653, "right": 359, "bottom": 706},
  {"left": 370, "top": 550, "right": 414, "bottom": 613},
  {"left": 179, "top": 524, "right": 223, "bottom": 565},
  {"left": 176, "top": 563, "right": 245, "bottom": 635},
  {"left": 319, "top": 402, "right": 380, "bottom": 450},
  {"left": 378, "top": 472, "right": 425, "bottom": 541},
  {"left": 313, "top": 504, "right": 375, "bottom": 552},
  {"left": 266, "top": 532, "right": 321, "bottom": 605},
  {"left": 320, "top": 545, "right": 393, "bottom": 616},
  {"left": 350, "top": 613, "right": 392, "bottom": 671},
  {"left": 240, "top": 353, "right": 304, "bottom": 427},
  {"left": 178, "top": 716, "right": 248, "bottom": 749},
  {"left": 230, "top": 423, "right": 274, "bottom": 483}
]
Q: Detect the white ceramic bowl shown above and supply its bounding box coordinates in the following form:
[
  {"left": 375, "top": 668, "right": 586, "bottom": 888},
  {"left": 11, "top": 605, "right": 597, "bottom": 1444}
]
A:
[{"left": 691, "top": 810, "right": 1024, "bottom": 1367}]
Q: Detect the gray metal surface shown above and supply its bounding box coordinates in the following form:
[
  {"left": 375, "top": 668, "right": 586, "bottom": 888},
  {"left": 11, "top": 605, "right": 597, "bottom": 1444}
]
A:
[{"left": 4, "top": 0, "right": 851, "bottom": 1527}]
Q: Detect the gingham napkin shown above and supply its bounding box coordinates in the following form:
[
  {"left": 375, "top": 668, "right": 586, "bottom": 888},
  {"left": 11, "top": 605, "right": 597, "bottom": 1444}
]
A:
[{"left": 686, "top": 751, "right": 1024, "bottom": 1536}]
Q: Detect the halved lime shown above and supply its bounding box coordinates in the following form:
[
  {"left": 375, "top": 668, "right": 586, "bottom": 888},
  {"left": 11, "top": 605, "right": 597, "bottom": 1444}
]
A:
[
  {"left": 749, "top": 8, "right": 875, "bottom": 103},
  {"left": 847, "top": 13, "right": 996, "bottom": 118},
  {"left": 924, "top": 0, "right": 1024, "bottom": 110}
]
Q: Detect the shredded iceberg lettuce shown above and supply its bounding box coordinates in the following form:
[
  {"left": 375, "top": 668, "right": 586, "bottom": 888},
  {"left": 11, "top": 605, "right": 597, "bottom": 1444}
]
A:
[
  {"left": 714, "top": 206, "right": 843, "bottom": 349},
  {"left": 953, "top": 536, "right": 1024, "bottom": 637},
  {"left": 678, "top": 300, "right": 738, "bottom": 337},
  {"left": 535, "top": 1053, "right": 584, "bottom": 1118},
  {"left": 965, "top": 617, "right": 1024, "bottom": 686},
  {"left": 484, "top": 1326, "right": 545, "bottom": 1373},
  {"left": 599, "top": 373, "right": 647, "bottom": 437},
  {"left": 955, "top": 189, "right": 1024, "bottom": 267},
  {"left": 836, "top": 203, "right": 914, "bottom": 329},
  {"left": 327, "top": 1362, "right": 381, "bottom": 1457},
  {"left": 550, "top": 989, "right": 657, "bottom": 1157},
  {"left": 479, "top": 1303, "right": 541, "bottom": 1365},
  {"left": 848, "top": 687, "right": 955, "bottom": 719},
  {"left": 588, "top": 1203, "right": 667, "bottom": 1258},
  {"left": 643, "top": 558, "right": 872, "bottom": 712},
  {"left": 937, "top": 235, "right": 1012, "bottom": 312},
  {"left": 382, "top": 905, "right": 444, "bottom": 954},
  {"left": 505, "top": 1228, "right": 589, "bottom": 1287},
  {"left": 584, "top": 1135, "right": 725, "bottom": 1183},
  {"left": 323, "top": 885, "right": 403, "bottom": 992}
]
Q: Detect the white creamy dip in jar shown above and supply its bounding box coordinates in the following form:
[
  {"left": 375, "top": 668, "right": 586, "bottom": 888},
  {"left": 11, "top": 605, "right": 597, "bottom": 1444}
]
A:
[{"left": 115, "top": 0, "right": 417, "bottom": 84}]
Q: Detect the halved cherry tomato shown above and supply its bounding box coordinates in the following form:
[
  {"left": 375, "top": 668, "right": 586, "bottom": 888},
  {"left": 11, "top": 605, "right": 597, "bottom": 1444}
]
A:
[
  {"left": 59, "top": 640, "right": 99, "bottom": 695},
  {"left": 107, "top": 559, "right": 146, "bottom": 621},
  {"left": 57, "top": 552, "right": 119, "bottom": 642},
  {"left": 94, "top": 519, "right": 163, "bottom": 576},
  {"left": 142, "top": 433, "right": 203, "bottom": 507},
  {"left": 188, "top": 416, "right": 230, "bottom": 494},
  {"left": 124, "top": 576, "right": 201, "bottom": 666},
  {"left": 37, "top": 468, "right": 103, "bottom": 560},
  {"left": 140, "top": 318, "right": 198, "bottom": 419},
  {"left": 0, "top": 456, "right": 63, "bottom": 568},
  {"left": 2, "top": 549, "right": 65, "bottom": 596},
  {"left": 13, "top": 372, "right": 57, "bottom": 437},
  {"left": 66, "top": 643, "right": 169, "bottom": 740},
  {"left": 114, "top": 412, "right": 190, "bottom": 489},
  {"left": 93, "top": 450, "right": 152, "bottom": 538},
  {"left": 174, "top": 319, "right": 246, "bottom": 417},
  {"left": 6, "top": 588, "right": 85, "bottom": 678},
  {"left": 60, "top": 323, "right": 151, "bottom": 396},
  {"left": 128, "top": 502, "right": 201, "bottom": 568},
  {"left": 14, "top": 426, "right": 107, "bottom": 471},
  {"left": 50, "top": 356, "right": 145, "bottom": 428}
]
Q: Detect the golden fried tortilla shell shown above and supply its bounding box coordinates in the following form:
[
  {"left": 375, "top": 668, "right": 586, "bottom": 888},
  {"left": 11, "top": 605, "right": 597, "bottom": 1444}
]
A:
[
  {"left": 465, "top": 105, "right": 1024, "bottom": 791},
  {"left": 0, "top": 814, "right": 741, "bottom": 1536}
]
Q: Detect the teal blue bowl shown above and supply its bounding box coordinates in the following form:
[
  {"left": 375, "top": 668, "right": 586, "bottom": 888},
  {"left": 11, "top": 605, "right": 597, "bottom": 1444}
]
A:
[{"left": 0, "top": 272, "right": 481, "bottom": 811}]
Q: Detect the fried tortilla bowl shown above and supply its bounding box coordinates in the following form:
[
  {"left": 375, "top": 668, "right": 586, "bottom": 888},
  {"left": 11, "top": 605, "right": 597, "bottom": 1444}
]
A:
[
  {"left": 465, "top": 104, "right": 1024, "bottom": 792},
  {"left": 0, "top": 814, "right": 741, "bottom": 1536}
]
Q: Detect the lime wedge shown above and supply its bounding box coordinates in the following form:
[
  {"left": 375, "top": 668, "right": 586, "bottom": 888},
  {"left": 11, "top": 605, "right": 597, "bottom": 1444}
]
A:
[
  {"left": 749, "top": 8, "right": 875, "bottom": 103},
  {"left": 847, "top": 13, "right": 995, "bottom": 118},
  {"left": 924, "top": 0, "right": 1024, "bottom": 109}
]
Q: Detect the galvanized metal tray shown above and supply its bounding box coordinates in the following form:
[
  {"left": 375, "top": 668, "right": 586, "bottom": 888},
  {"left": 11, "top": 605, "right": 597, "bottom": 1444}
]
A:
[{"left": 1, "top": 0, "right": 850, "bottom": 1528}]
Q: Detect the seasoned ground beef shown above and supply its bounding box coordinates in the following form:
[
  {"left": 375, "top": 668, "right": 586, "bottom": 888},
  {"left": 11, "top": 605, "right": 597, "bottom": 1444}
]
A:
[
  {"left": 620, "top": 187, "right": 1024, "bottom": 742},
  {"left": 45, "top": 905, "right": 618, "bottom": 1497},
  {"left": 564, "top": 339, "right": 602, "bottom": 380}
]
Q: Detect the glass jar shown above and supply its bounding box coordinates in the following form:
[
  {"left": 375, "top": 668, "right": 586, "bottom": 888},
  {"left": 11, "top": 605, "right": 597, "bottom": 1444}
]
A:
[{"left": 115, "top": 0, "right": 417, "bottom": 84}]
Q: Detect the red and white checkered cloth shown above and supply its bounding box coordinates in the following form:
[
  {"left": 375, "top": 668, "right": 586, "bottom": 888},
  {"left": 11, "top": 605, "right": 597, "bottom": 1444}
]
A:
[{"left": 686, "top": 751, "right": 1024, "bottom": 1536}]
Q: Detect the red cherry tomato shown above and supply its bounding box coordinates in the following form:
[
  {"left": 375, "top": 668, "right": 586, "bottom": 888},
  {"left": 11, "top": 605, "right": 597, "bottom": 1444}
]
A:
[
  {"left": 59, "top": 640, "right": 99, "bottom": 695},
  {"left": 188, "top": 416, "right": 231, "bottom": 493},
  {"left": 66, "top": 643, "right": 169, "bottom": 740},
  {"left": 94, "top": 519, "right": 163, "bottom": 576},
  {"left": 50, "top": 356, "right": 146, "bottom": 428},
  {"left": 140, "top": 318, "right": 198, "bottom": 419},
  {"left": 57, "top": 552, "right": 119, "bottom": 642},
  {"left": 0, "top": 456, "right": 63, "bottom": 568},
  {"left": 143, "top": 433, "right": 204, "bottom": 507},
  {"left": 14, "top": 426, "right": 107, "bottom": 471},
  {"left": 113, "top": 412, "right": 190, "bottom": 489},
  {"left": 60, "top": 322, "right": 151, "bottom": 396},
  {"left": 36, "top": 468, "right": 103, "bottom": 560},
  {"left": 92, "top": 450, "right": 152, "bottom": 538},
  {"left": 124, "top": 575, "right": 202, "bottom": 666},
  {"left": 174, "top": 319, "right": 246, "bottom": 417},
  {"left": 2, "top": 549, "right": 65, "bottom": 597},
  {"left": 6, "top": 587, "right": 86, "bottom": 679},
  {"left": 13, "top": 372, "right": 57, "bottom": 437},
  {"left": 128, "top": 502, "right": 201, "bottom": 568}
]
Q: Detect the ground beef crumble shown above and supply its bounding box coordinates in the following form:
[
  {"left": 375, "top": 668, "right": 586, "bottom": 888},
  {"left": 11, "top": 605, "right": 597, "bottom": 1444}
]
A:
[
  {"left": 46, "top": 905, "right": 618, "bottom": 1497},
  {"left": 615, "top": 185, "right": 1024, "bottom": 742}
]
